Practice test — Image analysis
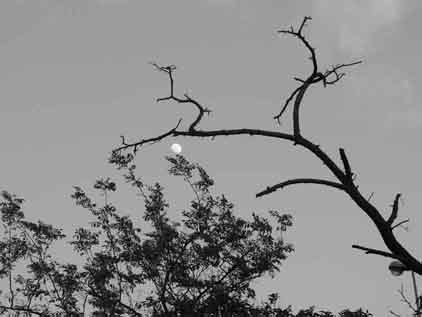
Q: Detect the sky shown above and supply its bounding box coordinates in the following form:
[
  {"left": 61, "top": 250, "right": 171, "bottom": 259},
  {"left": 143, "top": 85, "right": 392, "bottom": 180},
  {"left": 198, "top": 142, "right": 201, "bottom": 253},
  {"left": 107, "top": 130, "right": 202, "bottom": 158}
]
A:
[{"left": 1, "top": 1, "right": 422, "bottom": 315}]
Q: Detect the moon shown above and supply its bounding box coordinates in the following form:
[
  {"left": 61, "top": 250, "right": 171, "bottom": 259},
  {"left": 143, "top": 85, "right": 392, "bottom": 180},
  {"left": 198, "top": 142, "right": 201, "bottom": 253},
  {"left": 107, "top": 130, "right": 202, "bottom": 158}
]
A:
[{"left": 171, "top": 143, "right": 182, "bottom": 154}]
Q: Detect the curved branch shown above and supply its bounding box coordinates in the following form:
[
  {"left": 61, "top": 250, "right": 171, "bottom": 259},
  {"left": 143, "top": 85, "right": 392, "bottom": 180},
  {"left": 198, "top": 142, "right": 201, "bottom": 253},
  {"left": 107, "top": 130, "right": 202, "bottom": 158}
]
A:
[
  {"left": 256, "top": 178, "right": 345, "bottom": 198},
  {"left": 184, "top": 94, "right": 212, "bottom": 132},
  {"left": 278, "top": 16, "right": 317, "bottom": 74},
  {"left": 274, "top": 85, "right": 301, "bottom": 125},
  {"left": 292, "top": 81, "right": 310, "bottom": 140}
]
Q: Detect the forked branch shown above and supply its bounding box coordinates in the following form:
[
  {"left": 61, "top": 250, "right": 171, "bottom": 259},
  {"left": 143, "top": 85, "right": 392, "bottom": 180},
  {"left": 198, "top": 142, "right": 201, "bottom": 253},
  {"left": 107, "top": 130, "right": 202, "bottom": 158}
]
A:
[
  {"left": 274, "top": 16, "right": 362, "bottom": 131},
  {"left": 151, "top": 62, "right": 211, "bottom": 132}
]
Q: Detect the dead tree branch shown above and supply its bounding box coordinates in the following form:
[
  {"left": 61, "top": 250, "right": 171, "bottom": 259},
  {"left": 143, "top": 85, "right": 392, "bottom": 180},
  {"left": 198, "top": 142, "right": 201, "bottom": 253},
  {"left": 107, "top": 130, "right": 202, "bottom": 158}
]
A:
[
  {"left": 151, "top": 62, "right": 211, "bottom": 132},
  {"left": 351, "top": 244, "right": 405, "bottom": 261},
  {"left": 114, "top": 119, "right": 182, "bottom": 154},
  {"left": 274, "top": 16, "right": 362, "bottom": 138},
  {"left": 112, "top": 17, "right": 422, "bottom": 275},
  {"left": 256, "top": 178, "right": 345, "bottom": 198}
]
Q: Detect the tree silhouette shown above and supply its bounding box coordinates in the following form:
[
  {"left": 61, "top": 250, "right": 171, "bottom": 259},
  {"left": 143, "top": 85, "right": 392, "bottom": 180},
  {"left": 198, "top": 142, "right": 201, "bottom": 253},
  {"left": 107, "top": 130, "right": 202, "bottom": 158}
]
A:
[
  {"left": 110, "top": 16, "right": 421, "bottom": 276},
  {"left": 71, "top": 155, "right": 294, "bottom": 315},
  {"left": 0, "top": 155, "right": 372, "bottom": 316}
]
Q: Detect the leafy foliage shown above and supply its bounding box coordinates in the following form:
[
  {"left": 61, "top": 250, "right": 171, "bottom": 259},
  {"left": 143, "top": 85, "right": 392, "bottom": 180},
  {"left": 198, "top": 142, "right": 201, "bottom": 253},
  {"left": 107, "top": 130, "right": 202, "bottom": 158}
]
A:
[{"left": 0, "top": 156, "right": 372, "bottom": 316}]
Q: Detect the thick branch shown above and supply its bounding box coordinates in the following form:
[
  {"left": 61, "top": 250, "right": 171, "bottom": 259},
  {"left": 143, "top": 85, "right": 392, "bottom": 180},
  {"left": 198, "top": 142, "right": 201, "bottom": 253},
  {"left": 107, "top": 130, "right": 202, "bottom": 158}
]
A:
[
  {"left": 292, "top": 82, "right": 310, "bottom": 140},
  {"left": 256, "top": 178, "right": 345, "bottom": 198}
]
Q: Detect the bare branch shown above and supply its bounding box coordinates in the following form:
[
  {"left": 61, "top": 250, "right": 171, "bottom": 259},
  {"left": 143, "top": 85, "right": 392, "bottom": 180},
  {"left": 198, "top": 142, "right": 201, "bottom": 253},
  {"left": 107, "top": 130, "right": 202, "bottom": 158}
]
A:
[
  {"left": 387, "top": 193, "right": 402, "bottom": 226},
  {"left": 274, "top": 85, "right": 302, "bottom": 125},
  {"left": 323, "top": 61, "right": 363, "bottom": 85},
  {"left": 351, "top": 244, "right": 405, "bottom": 261},
  {"left": 114, "top": 119, "right": 182, "bottom": 154},
  {"left": 256, "top": 178, "right": 345, "bottom": 198},
  {"left": 152, "top": 62, "right": 211, "bottom": 132},
  {"left": 150, "top": 62, "right": 176, "bottom": 97},
  {"left": 298, "top": 16, "right": 312, "bottom": 34},
  {"left": 274, "top": 17, "right": 361, "bottom": 144},
  {"left": 278, "top": 16, "right": 317, "bottom": 73},
  {"left": 391, "top": 219, "right": 409, "bottom": 231},
  {"left": 275, "top": 16, "right": 317, "bottom": 129},
  {"left": 292, "top": 82, "right": 310, "bottom": 140},
  {"left": 339, "top": 148, "right": 353, "bottom": 180},
  {"left": 184, "top": 94, "right": 212, "bottom": 131}
]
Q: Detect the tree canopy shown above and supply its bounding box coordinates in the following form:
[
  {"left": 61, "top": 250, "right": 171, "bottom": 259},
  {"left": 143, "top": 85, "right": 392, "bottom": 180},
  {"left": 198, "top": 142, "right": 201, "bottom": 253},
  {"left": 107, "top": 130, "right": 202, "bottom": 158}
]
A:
[{"left": 0, "top": 154, "right": 372, "bottom": 316}]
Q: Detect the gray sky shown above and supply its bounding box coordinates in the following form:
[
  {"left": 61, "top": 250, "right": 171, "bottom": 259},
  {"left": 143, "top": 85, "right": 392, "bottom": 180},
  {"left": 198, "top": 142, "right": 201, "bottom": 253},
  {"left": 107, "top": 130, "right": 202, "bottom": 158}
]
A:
[{"left": 1, "top": 1, "right": 422, "bottom": 315}]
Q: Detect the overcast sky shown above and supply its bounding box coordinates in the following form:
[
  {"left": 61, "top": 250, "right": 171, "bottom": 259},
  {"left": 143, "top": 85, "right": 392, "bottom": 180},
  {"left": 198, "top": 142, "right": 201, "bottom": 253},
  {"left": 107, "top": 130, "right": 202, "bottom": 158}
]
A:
[{"left": 1, "top": 1, "right": 422, "bottom": 315}]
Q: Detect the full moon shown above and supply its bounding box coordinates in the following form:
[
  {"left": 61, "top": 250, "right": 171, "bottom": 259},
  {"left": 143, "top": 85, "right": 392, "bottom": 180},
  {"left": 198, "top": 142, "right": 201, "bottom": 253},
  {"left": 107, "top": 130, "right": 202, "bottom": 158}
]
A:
[{"left": 171, "top": 143, "right": 182, "bottom": 154}]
